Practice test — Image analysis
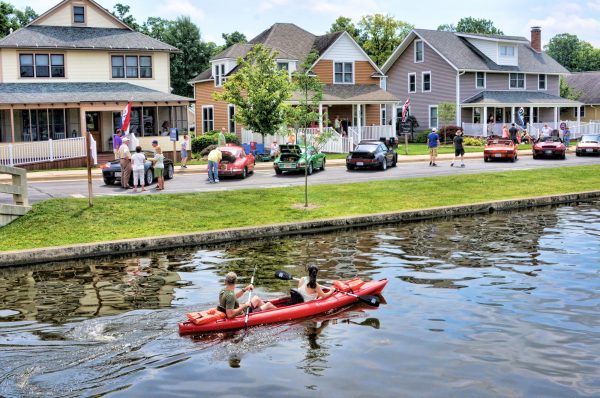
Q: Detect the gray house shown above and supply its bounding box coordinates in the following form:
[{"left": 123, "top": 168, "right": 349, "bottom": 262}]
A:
[{"left": 381, "top": 27, "right": 582, "bottom": 136}]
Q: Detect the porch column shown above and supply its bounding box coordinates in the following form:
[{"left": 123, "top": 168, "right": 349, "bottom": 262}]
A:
[
  {"left": 392, "top": 104, "right": 398, "bottom": 137},
  {"left": 511, "top": 106, "right": 515, "bottom": 124},
  {"left": 357, "top": 104, "right": 362, "bottom": 138},
  {"left": 318, "top": 103, "right": 323, "bottom": 133},
  {"left": 529, "top": 106, "right": 534, "bottom": 128},
  {"left": 9, "top": 108, "right": 15, "bottom": 144},
  {"left": 554, "top": 106, "right": 558, "bottom": 128},
  {"left": 576, "top": 105, "right": 581, "bottom": 128},
  {"left": 483, "top": 106, "right": 488, "bottom": 137}
]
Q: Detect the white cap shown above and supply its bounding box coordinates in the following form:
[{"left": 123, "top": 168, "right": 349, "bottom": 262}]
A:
[{"left": 431, "top": 128, "right": 437, "bottom": 132}]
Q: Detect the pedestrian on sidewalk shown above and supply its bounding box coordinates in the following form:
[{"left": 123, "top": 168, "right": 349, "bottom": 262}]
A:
[
  {"left": 118, "top": 137, "right": 132, "bottom": 189},
  {"left": 131, "top": 146, "right": 146, "bottom": 193},
  {"left": 451, "top": 129, "right": 465, "bottom": 168},
  {"left": 151, "top": 146, "right": 165, "bottom": 190},
  {"left": 207, "top": 147, "right": 222, "bottom": 183},
  {"left": 427, "top": 128, "right": 440, "bottom": 166},
  {"left": 563, "top": 126, "right": 571, "bottom": 149},
  {"left": 180, "top": 134, "right": 190, "bottom": 168},
  {"left": 113, "top": 129, "right": 122, "bottom": 160}
]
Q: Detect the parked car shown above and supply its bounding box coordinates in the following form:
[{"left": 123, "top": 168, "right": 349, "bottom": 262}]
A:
[
  {"left": 346, "top": 140, "right": 397, "bottom": 170},
  {"left": 532, "top": 137, "right": 566, "bottom": 159},
  {"left": 218, "top": 145, "right": 255, "bottom": 178},
  {"left": 100, "top": 150, "right": 174, "bottom": 186},
  {"left": 273, "top": 145, "right": 326, "bottom": 175},
  {"left": 575, "top": 134, "right": 600, "bottom": 156},
  {"left": 483, "top": 138, "right": 518, "bottom": 162}
]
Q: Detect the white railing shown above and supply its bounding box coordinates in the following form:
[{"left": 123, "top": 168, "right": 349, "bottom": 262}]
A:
[
  {"left": 361, "top": 125, "right": 394, "bottom": 140},
  {"left": 462, "top": 121, "right": 600, "bottom": 140},
  {"left": 562, "top": 122, "right": 600, "bottom": 139},
  {"left": 241, "top": 128, "right": 289, "bottom": 146},
  {"left": 0, "top": 137, "right": 97, "bottom": 167}
]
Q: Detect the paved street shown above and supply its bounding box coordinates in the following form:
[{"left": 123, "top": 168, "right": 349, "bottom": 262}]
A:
[{"left": 14, "top": 154, "right": 600, "bottom": 204}]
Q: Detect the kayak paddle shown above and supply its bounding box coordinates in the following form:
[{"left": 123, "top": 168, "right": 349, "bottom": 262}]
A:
[
  {"left": 274, "top": 270, "right": 381, "bottom": 307},
  {"left": 244, "top": 264, "right": 258, "bottom": 327}
]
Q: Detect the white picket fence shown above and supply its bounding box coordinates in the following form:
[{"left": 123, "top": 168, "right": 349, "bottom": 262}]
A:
[
  {"left": 462, "top": 122, "right": 600, "bottom": 139},
  {"left": 0, "top": 137, "right": 97, "bottom": 167}
]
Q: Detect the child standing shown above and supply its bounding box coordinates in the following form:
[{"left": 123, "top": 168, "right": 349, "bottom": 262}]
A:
[{"left": 152, "top": 146, "right": 165, "bottom": 190}]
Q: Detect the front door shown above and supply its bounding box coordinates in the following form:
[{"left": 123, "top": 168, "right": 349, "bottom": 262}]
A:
[{"left": 86, "top": 112, "right": 101, "bottom": 146}]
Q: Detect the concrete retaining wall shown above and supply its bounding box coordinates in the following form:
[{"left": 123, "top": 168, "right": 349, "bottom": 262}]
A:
[{"left": 1, "top": 191, "right": 599, "bottom": 268}]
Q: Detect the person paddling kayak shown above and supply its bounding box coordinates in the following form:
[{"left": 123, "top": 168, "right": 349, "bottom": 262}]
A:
[
  {"left": 220, "top": 272, "right": 276, "bottom": 318},
  {"left": 297, "top": 265, "right": 335, "bottom": 302}
]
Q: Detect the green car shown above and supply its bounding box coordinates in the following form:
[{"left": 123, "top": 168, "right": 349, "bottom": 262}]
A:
[{"left": 274, "top": 145, "right": 326, "bottom": 175}]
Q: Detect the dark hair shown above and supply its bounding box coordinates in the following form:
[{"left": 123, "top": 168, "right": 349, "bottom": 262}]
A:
[
  {"left": 307, "top": 265, "right": 318, "bottom": 289},
  {"left": 135, "top": 146, "right": 142, "bottom": 153}
]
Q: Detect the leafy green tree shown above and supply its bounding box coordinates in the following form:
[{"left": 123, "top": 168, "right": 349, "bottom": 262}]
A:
[
  {"left": 214, "top": 44, "right": 293, "bottom": 144},
  {"left": 438, "top": 17, "right": 503, "bottom": 35},
  {"left": 222, "top": 31, "right": 247, "bottom": 47},
  {"left": 437, "top": 102, "right": 456, "bottom": 143},
  {"left": 559, "top": 77, "right": 581, "bottom": 100},
  {"left": 357, "top": 14, "right": 413, "bottom": 66},
  {"left": 437, "top": 23, "right": 456, "bottom": 32},
  {"left": 112, "top": 3, "right": 140, "bottom": 31},
  {"left": 164, "top": 17, "right": 214, "bottom": 97},
  {"left": 329, "top": 16, "right": 361, "bottom": 42},
  {"left": 545, "top": 33, "right": 580, "bottom": 71},
  {"left": 141, "top": 17, "right": 172, "bottom": 42},
  {"left": 573, "top": 41, "right": 600, "bottom": 72},
  {"left": 0, "top": 2, "right": 37, "bottom": 38}
]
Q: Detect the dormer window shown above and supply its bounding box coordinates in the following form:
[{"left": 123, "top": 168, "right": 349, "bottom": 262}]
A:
[
  {"left": 73, "top": 6, "right": 85, "bottom": 24},
  {"left": 500, "top": 45, "right": 515, "bottom": 57},
  {"left": 214, "top": 64, "right": 225, "bottom": 87},
  {"left": 414, "top": 40, "right": 424, "bottom": 63}
]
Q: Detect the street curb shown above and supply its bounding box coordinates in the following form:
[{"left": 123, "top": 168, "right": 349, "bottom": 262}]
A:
[{"left": 1, "top": 190, "right": 599, "bottom": 268}]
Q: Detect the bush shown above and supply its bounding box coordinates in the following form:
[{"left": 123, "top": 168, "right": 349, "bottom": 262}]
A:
[
  {"left": 415, "top": 130, "right": 431, "bottom": 143},
  {"left": 224, "top": 133, "right": 240, "bottom": 145},
  {"left": 191, "top": 132, "right": 241, "bottom": 153},
  {"left": 463, "top": 136, "right": 485, "bottom": 146},
  {"left": 200, "top": 144, "right": 217, "bottom": 157},
  {"left": 438, "top": 125, "right": 461, "bottom": 143}
]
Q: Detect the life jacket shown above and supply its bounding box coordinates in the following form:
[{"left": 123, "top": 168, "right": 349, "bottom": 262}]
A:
[
  {"left": 333, "top": 278, "right": 365, "bottom": 292},
  {"left": 186, "top": 308, "right": 226, "bottom": 325}
]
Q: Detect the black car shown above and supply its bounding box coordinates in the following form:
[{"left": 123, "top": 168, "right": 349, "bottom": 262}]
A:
[
  {"left": 100, "top": 150, "right": 175, "bottom": 186},
  {"left": 346, "top": 140, "right": 397, "bottom": 171}
]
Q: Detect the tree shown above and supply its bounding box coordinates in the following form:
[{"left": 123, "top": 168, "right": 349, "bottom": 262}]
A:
[
  {"left": 214, "top": 44, "right": 293, "bottom": 143},
  {"left": 559, "top": 77, "right": 581, "bottom": 100},
  {"left": 163, "top": 17, "right": 213, "bottom": 97},
  {"left": 436, "top": 23, "right": 456, "bottom": 32},
  {"left": 437, "top": 102, "right": 456, "bottom": 143},
  {"left": 141, "top": 17, "right": 172, "bottom": 42},
  {"left": 222, "top": 31, "right": 247, "bottom": 48},
  {"left": 545, "top": 33, "right": 580, "bottom": 71},
  {"left": 112, "top": 3, "right": 140, "bottom": 31},
  {"left": 437, "top": 17, "right": 503, "bottom": 35},
  {"left": 1, "top": 2, "right": 37, "bottom": 38},
  {"left": 329, "top": 16, "right": 361, "bottom": 42},
  {"left": 573, "top": 41, "right": 600, "bottom": 72},
  {"left": 357, "top": 14, "right": 413, "bottom": 67}
]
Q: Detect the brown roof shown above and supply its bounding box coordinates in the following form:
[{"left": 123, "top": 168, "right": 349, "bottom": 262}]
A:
[
  {"left": 290, "top": 84, "right": 399, "bottom": 103},
  {"left": 564, "top": 72, "right": 600, "bottom": 104}
]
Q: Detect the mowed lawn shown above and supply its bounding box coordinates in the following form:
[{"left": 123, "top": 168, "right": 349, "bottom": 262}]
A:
[{"left": 1, "top": 164, "right": 599, "bottom": 252}]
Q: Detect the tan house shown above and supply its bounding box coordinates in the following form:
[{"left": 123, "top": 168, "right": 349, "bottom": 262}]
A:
[
  {"left": 0, "top": 0, "right": 192, "bottom": 167},
  {"left": 561, "top": 72, "right": 600, "bottom": 123},
  {"left": 190, "top": 23, "right": 399, "bottom": 142}
]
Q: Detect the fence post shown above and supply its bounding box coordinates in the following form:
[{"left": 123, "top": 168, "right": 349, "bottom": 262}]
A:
[
  {"left": 49, "top": 139, "right": 54, "bottom": 162},
  {"left": 8, "top": 144, "right": 14, "bottom": 167}
]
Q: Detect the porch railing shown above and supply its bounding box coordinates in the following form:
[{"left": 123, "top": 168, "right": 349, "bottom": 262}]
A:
[
  {"left": 360, "top": 125, "right": 395, "bottom": 140},
  {"left": 461, "top": 122, "right": 600, "bottom": 140},
  {"left": 0, "top": 137, "right": 97, "bottom": 167}
]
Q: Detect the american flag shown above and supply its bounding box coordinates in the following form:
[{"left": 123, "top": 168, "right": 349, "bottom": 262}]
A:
[{"left": 401, "top": 98, "right": 410, "bottom": 122}]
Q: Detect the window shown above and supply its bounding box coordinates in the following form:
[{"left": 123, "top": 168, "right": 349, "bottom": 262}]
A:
[
  {"left": 380, "top": 104, "right": 387, "bottom": 126},
  {"left": 112, "top": 55, "right": 152, "bottom": 79},
  {"left": 334, "top": 62, "right": 353, "bottom": 84},
  {"left": 473, "top": 107, "right": 482, "bottom": 123},
  {"left": 380, "top": 77, "right": 387, "bottom": 91},
  {"left": 422, "top": 72, "right": 431, "bottom": 92},
  {"left": 509, "top": 73, "right": 525, "bottom": 89},
  {"left": 575, "top": 106, "right": 585, "bottom": 118},
  {"left": 500, "top": 45, "right": 514, "bottom": 56},
  {"left": 73, "top": 6, "right": 85, "bottom": 23},
  {"left": 408, "top": 73, "right": 416, "bottom": 93},
  {"left": 414, "top": 40, "right": 424, "bottom": 62},
  {"left": 538, "top": 74, "right": 546, "bottom": 90},
  {"left": 228, "top": 105, "right": 236, "bottom": 133},
  {"left": 476, "top": 72, "right": 486, "bottom": 88},
  {"left": 277, "top": 62, "right": 289, "bottom": 71},
  {"left": 202, "top": 106, "right": 214, "bottom": 133},
  {"left": 19, "top": 53, "right": 65, "bottom": 78},
  {"left": 214, "top": 63, "right": 225, "bottom": 86},
  {"left": 429, "top": 106, "right": 438, "bottom": 129}
]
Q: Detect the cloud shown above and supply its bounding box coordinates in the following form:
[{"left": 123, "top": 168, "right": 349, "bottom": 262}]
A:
[
  {"left": 258, "top": 0, "right": 291, "bottom": 12},
  {"left": 528, "top": 14, "right": 600, "bottom": 47},
  {"left": 155, "top": 0, "right": 205, "bottom": 21},
  {"left": 587, "top": 0, "right": 600, "bottom": 11},
  {"left": 301, "top": 0, "right": 381, "bottom": 20}
]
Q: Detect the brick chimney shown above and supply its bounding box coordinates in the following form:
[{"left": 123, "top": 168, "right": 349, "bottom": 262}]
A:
[{"left": 531, "top": 26, "right": 542, "bottom": 53}]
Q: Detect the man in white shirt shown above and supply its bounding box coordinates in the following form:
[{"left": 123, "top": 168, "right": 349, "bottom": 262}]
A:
[
  {"left": 541, "top": 123, "right": 553, "bottom": 139},
  {"left": 118, "top": 137, "right": 132, "bottom": 189}
]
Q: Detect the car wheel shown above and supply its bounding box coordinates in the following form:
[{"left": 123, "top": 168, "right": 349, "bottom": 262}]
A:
[
  {"left": 380, "top": 159, "right": 387, "bottom": 171},
  {"left": 320, "top": 159, "right": 325, "bottom": 171},
  {"left": 275, "top": 168, "right": 283, "bottom": 175},
  {"left": 347, "top": 164, "right": 355, "bottom": 171},
  {"left": 576, "top": 151, "right": 581, "bottom": 157},
  {"left": 241, "top": 167, "right": 248, "bottom": 179},
  {"left": 145, "top": 168, "right": 154, "bottom": 186},
  {"left": 484, "top": 157, "right": 489, "bottom": 162},
  {"left": 561, "top": 153, "right": 566, "bottom": 160},
  {"left": 307, "top": 163, "right": 313, "bottom": 175},
  {"left": 165, "top": 164, "right": 174, "bottom": 180},
  {"left": 392, "top": 155, "right": 397, "bottom": 167},
  {"left": 103, "top": 177, "right": 115, "bottom": 185},
  {"left": 533, "top": 154, "right": 538, "bottom": 160},
  {"left": 510, "top": 155, "right": 515, "bottom": 163}
]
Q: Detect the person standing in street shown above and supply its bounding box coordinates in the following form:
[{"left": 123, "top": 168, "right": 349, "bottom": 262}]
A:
[
  {"left": 509, "top": 123, "right": 519, "bottom": 144},
  {"left": 563, "top": 126, "right": 571, "bottom": 149},
  {"left": 218, "top": 127, "right": 227, "bottom": 147},
  {"left": 207, "top": 147, "right": 222, "bottom": 183},
  {"left": 180, "top": 134, "right": 190, "bottom": 168},
  {"left": 451, "top": 129, "right": 465, "bottom": 168},
  {"left": 118, "top": 137, "right": 132, "bottom": 189},
  {"left": 427, "top": 128, "right": 440, "bottom": 166},
  {"left": 130, "top": 146, "right": 147, "bottom": 193},
  {"left": 113, "top": 129, "right": 122, "bottom": 160},
  {"left": 151, "top": 146, "right": 165, "bottom": 190}
]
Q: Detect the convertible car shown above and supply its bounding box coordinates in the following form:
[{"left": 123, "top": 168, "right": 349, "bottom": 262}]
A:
[
  {"left": 346, "top": 140, "right": 397, "bottom": 170},
  {"left": 100, "top": 150, "right": 174, "bottom": 186},
  {"left": 218, "top": 145, "right": 255, "bottom": 178},
  {"left": 273, "top": 145, "right": 326, "bottom": 175},
  {"left": 575, "top": 134, "right": 600, "bottom": 156},
  {"left": 483, "top": 138, "right": 518, "bottom": 162},
  {"left": 532, "top": 137, "right": 566, "bottom": 159}
]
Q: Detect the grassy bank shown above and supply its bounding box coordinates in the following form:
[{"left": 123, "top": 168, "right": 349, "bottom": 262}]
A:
[{"left": 1, "top": 164, "right": 599, "bottom": 252}]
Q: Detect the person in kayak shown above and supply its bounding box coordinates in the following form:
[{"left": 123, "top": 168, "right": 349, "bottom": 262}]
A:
[
  {"left": 297, "top": 265, "right": 335, "bottom": 302},
  {"left": 220, "top": 272, "right": 276, "bottom": 318}
]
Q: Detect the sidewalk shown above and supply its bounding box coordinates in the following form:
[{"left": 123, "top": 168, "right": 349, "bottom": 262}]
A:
[{"left": 2, "top": 148, "right": 572, "bottom": 182}]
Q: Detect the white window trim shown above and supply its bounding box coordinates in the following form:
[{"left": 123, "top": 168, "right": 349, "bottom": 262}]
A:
[
  {"left": 407, "top": 72, "right": 416, "bottom": 93},
  {"left": 475, "top": 72, "right": 486, "bottom": 89},
  {"left": 72, "top": 4, "right": 86, "bottom": 25},
  {"left": 228, "top": 104, "right": 236, "bottom": 133},
  {"left": 202, "top": 105, "right": 214, "bottom": 133},
  {"left": 214, "top": 63, "right": 225, "bottom": 87},
  {"left": 414, "top": 39, "right": 424, "bottom": 63},
  {"left": 380, "top": 76, "right": 387, "bottom": 91},
  {"left": 499, "top": 45, "right": 515, "bottom": 57},
  {"left": 333, "top": 61, "right": 355, "bottom": 85},
  {"left": 421, "top": 71, "right": 432, "bottom": 93},
  {"left": 508, "top": 73, "right": 526, "bottom": 90},
  {"left": 380, "top": 104, "right": 387, "bottom": 126},
  {"left": 538, "top": 74, "right": 547, "bottom": 91},
  {"left": 428, "top": 105, "right": 438, "bottom": 129}
]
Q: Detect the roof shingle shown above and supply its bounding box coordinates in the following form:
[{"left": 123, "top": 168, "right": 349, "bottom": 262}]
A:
[
  {"left": 564, "top": 72, "right": 600, "bottom": 104},
  {"left": 462, "top": 90, "right": 581, "bottom": 105}
]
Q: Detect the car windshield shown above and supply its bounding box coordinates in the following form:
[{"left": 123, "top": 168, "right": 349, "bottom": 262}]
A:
[
  {"left": 488, "top": 139, "right": 512, "bottom": 146},
  {"left": 354, "top": 144, "right": 378, "bottom": 152},
  {"left": 540, "top": 137, "right": 561, "bottom": 143},
  {"left": 581, "top": 135, "right": 600, "bottom": 143}
]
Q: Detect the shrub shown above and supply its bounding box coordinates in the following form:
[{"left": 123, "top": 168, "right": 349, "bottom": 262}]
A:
[
  {"left": 438, "top": 125, "right": 461, "bottom": 143},
  {"left": 463, "top": 136, "right": 485, "bottom": 146},
  {"left": 192, "top": 135, "right": 217, "bottom": 153},
  {"left": 415, "top": 130, "right": 431, "bottom": 143},
  {"left": 224, "top": 133, "right": 241, "bottom": 145}
]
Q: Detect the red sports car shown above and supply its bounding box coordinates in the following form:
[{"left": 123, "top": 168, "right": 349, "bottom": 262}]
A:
[
  {"left": 218, "top": 145, "right": 255, "bottom": 178},
  {"left": 483, "top": 138, "right": 518, "bottom": 162},
  {"left": 575, "top": 134, "right": 600, "bottom": 156},
  {"left": 532, "top": 137, "right": 566, "bottom": 159}
]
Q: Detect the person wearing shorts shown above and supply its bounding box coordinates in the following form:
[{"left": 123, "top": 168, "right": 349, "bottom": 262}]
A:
[
  {"left": 180, "top": 134, "right": 189, "bottom": 168},
  {"left": 451, "top": 129, "right": 465, "bottom": 168},
  {"left": 427, "top": 128, "right": 440, "bottom": 166},
  {"left": 151, "top": 145, "right": 165, "bottom": 190}
]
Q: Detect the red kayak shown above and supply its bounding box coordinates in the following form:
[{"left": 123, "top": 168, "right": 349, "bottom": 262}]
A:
[{"left": 178, "top": 277, "right": 388, "bottom": 335}]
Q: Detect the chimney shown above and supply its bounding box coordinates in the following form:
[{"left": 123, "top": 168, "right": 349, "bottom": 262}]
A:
[{"left": 531, "top": 26, "right": 542, "bottom": 53}]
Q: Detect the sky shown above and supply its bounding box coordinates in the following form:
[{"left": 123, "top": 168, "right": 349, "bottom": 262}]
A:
[{"left": 12, "top": 0, "right": 600, "bottom": 47}]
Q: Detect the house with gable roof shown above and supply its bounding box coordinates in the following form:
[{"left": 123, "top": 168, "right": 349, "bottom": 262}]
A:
[
  {"left": 382, "top": 27, "right": 583, "bottom": 136},
  {"left": 0, "top": 0, "right": 192, "bottom": 167},
  {"left": 190, "top": 23, "right": 400, "bottom": 145},
  {"left": 561, "top": 72, "right": 600, "bottom": 124}
]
